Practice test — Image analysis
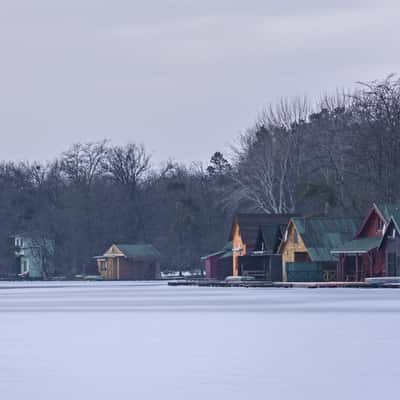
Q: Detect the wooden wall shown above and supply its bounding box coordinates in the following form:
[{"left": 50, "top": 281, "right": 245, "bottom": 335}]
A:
[
  {"left": 357, "top": 209, "right": 386, "bottom": 278},
  {"left": 359, "top": 209, "right": 386, "bottom": 238},
  {"left": 98, "top": 257, "right": 160, "bottom": 280},
  {"left": 231, "top": 222, "right": 246, "bottom": 276},
  {"left": 279, "top": 222, "right": 308, "bottom": 282}
]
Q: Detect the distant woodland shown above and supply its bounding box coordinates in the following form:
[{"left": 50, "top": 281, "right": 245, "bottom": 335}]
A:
[{"left": 1, "top": 75, "right": 400, "bottom": 274}]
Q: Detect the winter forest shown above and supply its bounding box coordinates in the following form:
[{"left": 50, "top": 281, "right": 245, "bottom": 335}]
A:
[{"left": 1, "top": 75, "right": 400, "bottom": 275}]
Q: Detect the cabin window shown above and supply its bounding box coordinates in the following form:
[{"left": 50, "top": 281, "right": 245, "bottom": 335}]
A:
[
  {"left": 294, "top": 252, "right": 309, "bottom": 262},
  {"left": 387, "top": 253, "right": 397, "bottom": 276},
  {"left": 293, "top": 230, "right": 299, "bottom": 244},
  {"left": 390, "top": 228, "right": 396, "bottom": 239},
  {"left": 377, "top": 219, "right": 385, "bottom": 232}
]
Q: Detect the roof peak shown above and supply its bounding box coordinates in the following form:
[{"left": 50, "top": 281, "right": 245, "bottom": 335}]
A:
[
  {"left": 292, "top": 216, "right": 357, "bottom": 221},
  {"left": 116, "top": 243, "right": 154, "bottom": 247}
]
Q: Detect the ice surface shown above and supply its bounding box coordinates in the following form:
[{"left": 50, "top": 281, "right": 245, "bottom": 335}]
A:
[{"left": 0, "top": 282, "right": 399, "bottom": 399}]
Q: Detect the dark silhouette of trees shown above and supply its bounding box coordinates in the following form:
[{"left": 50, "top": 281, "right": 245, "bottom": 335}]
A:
[
  {"left": 229, "top": 75, "right": 400, "bottom": 217},
  {"left": 1, "top": 75, "right": 400, "bottom": 276}
]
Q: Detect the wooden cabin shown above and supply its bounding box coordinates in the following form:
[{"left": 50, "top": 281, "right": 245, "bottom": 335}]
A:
[
  {"left": 229, "top": 213, "right": 297, "bottom": 278},
  {"left": 332, "top": 203, "right": 400, "bottom": 281},
  {"left": 279, "top": 217, "right": 359, "bottom": 282},
  {"left": 96, "top": 244, "right": 161, "bottom": 280}
]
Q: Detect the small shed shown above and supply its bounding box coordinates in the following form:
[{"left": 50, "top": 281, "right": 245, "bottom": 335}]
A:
[
  {"left": 96, "top": 244, "right": 161, "bottom": 280},
  {"left": 201, "top": 242, "right": 233, "bottom": 280}
]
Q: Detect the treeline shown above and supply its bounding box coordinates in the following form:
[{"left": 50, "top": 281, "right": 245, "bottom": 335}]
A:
[
  {"left": 0, "top": 143, "right": 231, "bottom": 275},
  {"left": 1, "top": 75, "right": 400, "bottom": 275},
  {"left": 230, "top": 75, "right": 400, "bottom": 216}
]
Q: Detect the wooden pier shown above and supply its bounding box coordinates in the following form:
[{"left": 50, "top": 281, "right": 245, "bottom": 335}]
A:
[{"left": 168, "top": 280, "right": 400, "bottom": 289}]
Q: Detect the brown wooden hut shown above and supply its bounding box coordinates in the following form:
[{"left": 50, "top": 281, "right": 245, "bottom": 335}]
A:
[
  {"left": 229, "top": 213, "right": 297, "bottom": 278},
  {"left": 95, "top": 244, "right": 161, "bottom": 280}
]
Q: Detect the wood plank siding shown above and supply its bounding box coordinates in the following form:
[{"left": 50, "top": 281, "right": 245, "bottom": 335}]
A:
[
  {"left": 96, "top": 244, "right": 161, "bottom": 280},
  {"left": 279, "top": 221, "right": 308, "bottom": 281}
]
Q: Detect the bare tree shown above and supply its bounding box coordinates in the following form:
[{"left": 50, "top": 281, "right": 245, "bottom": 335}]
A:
[
  {"left": 229, "top": 98, "right": 309, "bottom": 213},
  {"left": 107, "top": 143, "right": 151, "bottom": 192},
  {"left": 351, "top": 75, "right": 400, "bottom": 203},
  {"left": 60, "top": 140, "right": 109, "bottom": 187}
]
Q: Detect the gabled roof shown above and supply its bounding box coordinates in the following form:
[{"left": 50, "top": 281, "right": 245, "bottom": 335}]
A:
[
  {"left": 374, "top": 203, "right": 400, "bottom": 222},
  {"left": 229, "top": 213, "right": 297, "bottom": 247},
  {"left": 291, "top": 217, "right": 360, "bottom": 262},
  {"left": 259, "top": 224, "right": 285, "bottom": 252},
  {"left": 114, "top": 244, "right": 161, "bottom": 260},
  {"left": 379, "top": 211, "right": 400, "bottom": 249},
  {"left": 356, "top": 203, "right": 400, "bottom": 237},
  {"left": 389, "top": 210, "right": 400, "bottom": 232}
]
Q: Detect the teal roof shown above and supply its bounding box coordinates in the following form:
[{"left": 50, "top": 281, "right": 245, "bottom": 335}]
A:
[
  {"left": 331, "top": 237, "right": 382, "bottom": 254},
  {"left": 201, "top": 250, "right": 225, "bottom": 260},
  {"left": 201, "top": 242, "right": 232, "bottom": 260},
  {"left": 116, "top": 244, "right": 161, "bottom": 260},
  {"left": 223, "top": 241, "right": 233, "bottom": 251},
  {"left": 292, "top": 217, "right": 359, "bottom": 262},
  {"left": 375, "top": 203, "right": 400, "bottom": 222},
  {"left": 219, "top": 250, "right": 233, "bottom": 259}
]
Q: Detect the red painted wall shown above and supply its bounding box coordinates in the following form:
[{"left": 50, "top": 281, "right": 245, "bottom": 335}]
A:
[
  {"left": 358, "top": 209, "right": 385, "bottom": 238},
  {"left": 357, "top": 208, "right": 386, "bottom": 278},
  {"left": 204, "top": 255, "right": 220, "bottom": 279}
]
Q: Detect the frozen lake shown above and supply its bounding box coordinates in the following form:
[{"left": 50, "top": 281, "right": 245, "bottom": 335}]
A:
[{"left": 0, "top": 282, "right": 399, "bottom": 399}]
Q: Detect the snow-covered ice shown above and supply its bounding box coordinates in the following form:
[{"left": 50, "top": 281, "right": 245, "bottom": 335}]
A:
[{"left": 0, "top": 281, "right": 399, "bottom": 399}]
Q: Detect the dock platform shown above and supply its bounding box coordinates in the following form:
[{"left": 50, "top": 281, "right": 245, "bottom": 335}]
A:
[{"left": 168, "top": 280, "right": 400, "bottom": 289}]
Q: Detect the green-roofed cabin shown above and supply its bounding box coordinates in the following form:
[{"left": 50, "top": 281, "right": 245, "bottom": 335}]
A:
[
  {"left": 96, "top": 244, "right": 161, "bottom": 280},
  {"left": 279, "top": 217, "right": 359, "bottom": 282},
  {"left": 332, "top": 203, "right": 400, "bottom": 281}
]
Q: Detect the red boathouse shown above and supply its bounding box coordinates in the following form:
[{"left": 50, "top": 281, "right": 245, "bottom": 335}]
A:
[{"left": 332, "top": 203, "right": 400, "bottom": 281}]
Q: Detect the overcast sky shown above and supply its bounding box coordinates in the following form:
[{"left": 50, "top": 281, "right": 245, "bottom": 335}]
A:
[{"left": 1, "top": 1, "right": 399, "bottom": 165}]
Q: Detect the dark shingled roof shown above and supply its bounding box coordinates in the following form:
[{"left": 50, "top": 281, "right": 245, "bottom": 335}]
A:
[
  {"left": 259, "top": 224, "right": 285, "bottom": 252},
  {"left": 115, "top": 244, "right": 161, "bottom": 260},
  {"left": 230, "top": 213, "right": 298, "bottom": 248},
  {"left": 378, "top": 210, "right": 400, "bottom": 249},
  {"left": 390, "top": 210, "right": 400, "bottom": 230},
  {"left": 292, "top": 217, "right": 360, "bottom": 262}
]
